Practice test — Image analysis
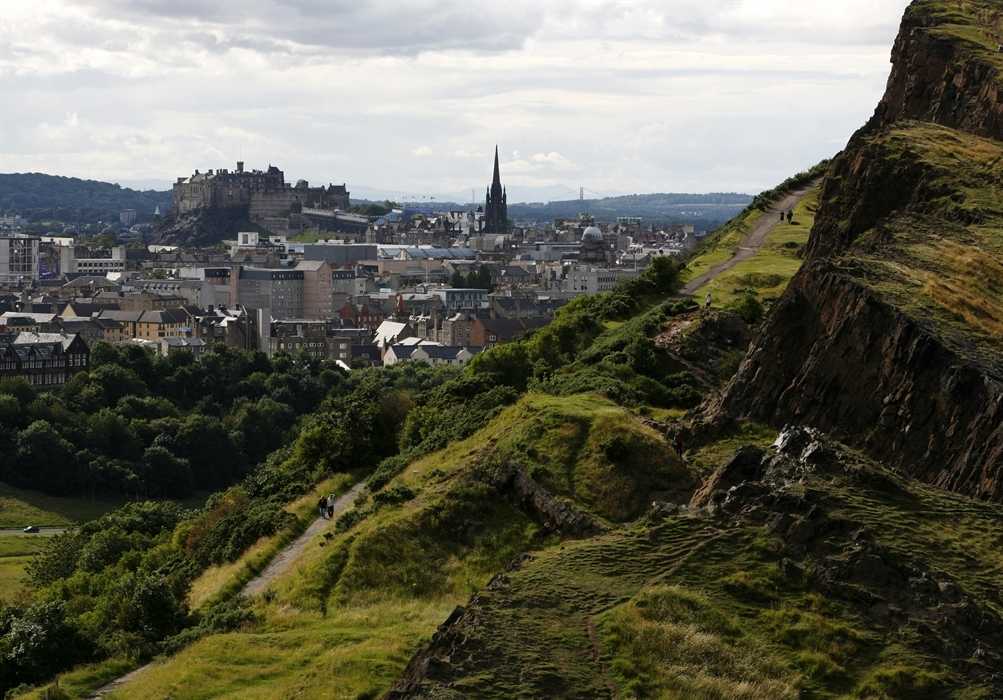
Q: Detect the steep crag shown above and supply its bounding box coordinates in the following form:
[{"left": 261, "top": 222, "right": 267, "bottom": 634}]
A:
[{"left": 715, "top": 0, "right": 1003, "bottom": 501}]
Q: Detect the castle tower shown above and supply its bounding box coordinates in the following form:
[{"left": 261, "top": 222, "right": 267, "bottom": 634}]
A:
[{"left": 483, "top": 146, "right": 509, "bottom": 234}]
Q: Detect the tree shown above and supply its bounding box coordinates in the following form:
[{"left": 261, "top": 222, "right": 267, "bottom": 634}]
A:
[
  {"left": 139, "top": 445, "right": 193, "bottom": 499},
  {"left": 15, "top": 421, "right": 80, "bottom": 493},
  {"left": 170, "top": 415, "right": 244, "bottom": 489}
]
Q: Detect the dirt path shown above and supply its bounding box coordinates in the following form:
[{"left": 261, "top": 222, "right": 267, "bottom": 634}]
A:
[
  {"left": 682, "top": 186, "right": 814, "bottom": 296},
  {"left": 89, "top": 482, "right": 366, "bottom": 699},
  {"left": 242, "top": 481, "right": 365, "bottom": 597}
]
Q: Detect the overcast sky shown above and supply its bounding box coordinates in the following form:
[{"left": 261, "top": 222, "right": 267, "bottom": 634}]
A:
[{"left": 0, "top": 0, "right": 911, "bottom": 202}]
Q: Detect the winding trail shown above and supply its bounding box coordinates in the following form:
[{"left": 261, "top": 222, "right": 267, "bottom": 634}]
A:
[
  {"left": 682, "top": 186, "right": 814, "bottom": 296},
  {"left": 242, "top": 481, "right": 365, "bottom": 597},
  {"left": 89, "top": 482, "right": 366, "bottom": 699}
]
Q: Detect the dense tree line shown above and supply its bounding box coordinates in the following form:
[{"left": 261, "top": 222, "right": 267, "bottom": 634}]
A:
[{"left": 0, "top": 344, "right": 343, "bottom": 499}]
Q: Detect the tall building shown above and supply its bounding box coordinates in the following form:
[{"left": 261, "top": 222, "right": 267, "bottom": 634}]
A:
[
  {"left": 0, "top": 235, "right": 40, "bottom": 285},
  {"left": 482, "top": 146, "right": 508, "bottom": 234}
]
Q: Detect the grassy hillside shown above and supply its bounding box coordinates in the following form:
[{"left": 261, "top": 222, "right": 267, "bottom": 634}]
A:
[
  {"left": 95, "top": 393, "right": 687, "bottom": 699},
  {"left": 386, "top": 428, "right": 1003, "bottom": 699},
  {"left": 833, "top": 122, "right": 1003, "bottom": 372},
  {"left": 696, "top": 187, "right": 819, "bottom": 307}
]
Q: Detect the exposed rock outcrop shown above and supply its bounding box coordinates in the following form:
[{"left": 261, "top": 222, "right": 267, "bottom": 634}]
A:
[
  {"left": 713, "top": 262, "right": 1003, "bottom": 500},
  {"left": 869, "top": 1, "right": 1003, "bottom": 140},
  {"left": 714, "top": 0, "right": 1003, "bottom": 501}
]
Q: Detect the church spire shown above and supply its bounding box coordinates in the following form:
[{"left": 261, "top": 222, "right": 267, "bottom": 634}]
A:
[{"left": 484, "top": 145, "right": 509, "bottom": 234}]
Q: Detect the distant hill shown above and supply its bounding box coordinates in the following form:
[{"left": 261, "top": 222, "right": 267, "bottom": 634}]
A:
[
  {"left": 508, "top": 192, "right": 752, "bottom": 227},
  {"left": 372, "top": 192, "right": 754, "bottom": 229},
  {"left": 0, "top": 173, "right": 172, "bottom": 224}
]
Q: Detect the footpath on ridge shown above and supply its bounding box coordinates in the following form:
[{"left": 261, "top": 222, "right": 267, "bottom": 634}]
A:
[
  {"left": 682, "top": 186, "right": 814, "bottom": 296},
  {"left": 243, "top": 481, "right": 366, "bottom": 597},
  {"left": 89, "top": 481, "right": 366, "bottom": 699}
]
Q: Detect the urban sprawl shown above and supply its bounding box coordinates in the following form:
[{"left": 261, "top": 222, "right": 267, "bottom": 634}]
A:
[{"left": 0, "top": 150, "right": 703, "bottom": 384}]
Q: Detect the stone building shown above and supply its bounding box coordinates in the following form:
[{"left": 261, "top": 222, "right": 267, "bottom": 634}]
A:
[{"left": 172, "top": 162, "right": 350, "bottom": 234}]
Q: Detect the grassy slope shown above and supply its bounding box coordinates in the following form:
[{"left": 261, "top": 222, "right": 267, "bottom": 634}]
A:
[
  {"left": 836, "top": 123, "right": 1003, "bottom": 375},
  {"left": 912, "top": 0, "right": 1003, "bottom": 67},
  {"left": 681, "top": 207, "right": 766, "bottom": 286},
  {"left": 392, "top": 429, "right": 1003, "bottom": 699},
  {"left": 681, "top": 187, "right": 819, "bottom": 307},
  {"left": 104, "top": 393, "right": 687, "bottom": 699},
  {"left": 0, "top": 483, "right": 125, "bottom": 602},
  {"left": 186, "top": 474, "right": 353, "bottom": 610},
  {"left": 700, "top": 188, "right": 819, "bottom": 307}
]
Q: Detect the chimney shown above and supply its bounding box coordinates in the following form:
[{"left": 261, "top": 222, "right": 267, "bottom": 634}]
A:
[{"left": 237, "top": 161, "right": 244, "bottom": 173}]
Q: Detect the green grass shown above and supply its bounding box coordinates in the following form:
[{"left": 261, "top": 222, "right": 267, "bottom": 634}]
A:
[
  {"left": 699, "top": 187, "right": 819, "bottom": 307},
  {"left": 0, "top": 482, "right": 123, "bottom": 528},
  {"left": 186, "top": 474, "right": 354, "bottom": 611},
  {"left": 830, "top": 122, "right": 1003, "bottom": 374},
  {"left": 100, "top": 393, "right": 690, "bottom": 699},
  {"left": 0, "top": 535, "right": 48, "bottom": 602},
  {"left": 16, "top": 657, "right": 136, "bottom": 700},
  {"left": 687, "top": 421, "right": 778, "bottom": 475},
  {"left": 682, "top": 208, "right": 766, "bottom": 284}
]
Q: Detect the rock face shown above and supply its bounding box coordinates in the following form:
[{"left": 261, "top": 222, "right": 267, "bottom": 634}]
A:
[
  {"left": 715, "top": 262, "right": 1003, "bottom": 500},
  {"left": 869, "top": 1, "right": 1003, "bottom": 141},
  {"left": 154, "top": 206, "right": 253, "bottom": 247},
  {"left": 715, "top": 0, "right": 1003, "bottom": 501}
]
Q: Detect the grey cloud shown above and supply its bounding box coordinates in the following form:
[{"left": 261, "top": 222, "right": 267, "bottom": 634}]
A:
[{"left": 77, "top": 0, "right": 545, "bottom": 54}]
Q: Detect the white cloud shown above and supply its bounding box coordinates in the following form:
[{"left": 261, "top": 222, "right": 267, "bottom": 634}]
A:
[{"left": 0, "top": 0, "right": 912, "bottom": 198}]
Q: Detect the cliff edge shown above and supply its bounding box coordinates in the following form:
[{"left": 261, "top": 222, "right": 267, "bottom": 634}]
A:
[{"left": 714, "top": 0, "right": 1003, "bottom": 500}]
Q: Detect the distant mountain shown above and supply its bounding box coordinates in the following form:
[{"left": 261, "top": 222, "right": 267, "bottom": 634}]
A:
[
  {"left": 0, "top": 173, "right": 172, "bottom": 224},
  {"left": 377, "top": 191, "right": 753, "bottom": 229},
  {"left": 509, "top": 192, "right": 752, "bottom": 227}
]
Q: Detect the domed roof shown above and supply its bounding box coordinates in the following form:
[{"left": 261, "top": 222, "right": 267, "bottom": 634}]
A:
[{"left": 582, "top": 226, "right": 603, "bottom": 242}]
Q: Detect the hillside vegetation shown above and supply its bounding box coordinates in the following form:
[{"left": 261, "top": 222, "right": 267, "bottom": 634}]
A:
[{"left": 0, "top": 173, "right": 170, "bottom": 223}]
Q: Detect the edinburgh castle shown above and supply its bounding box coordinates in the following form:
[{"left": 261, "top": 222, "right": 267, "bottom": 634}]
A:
[{"left": 171, "top": 162, "right": 350, "bottom": 235}]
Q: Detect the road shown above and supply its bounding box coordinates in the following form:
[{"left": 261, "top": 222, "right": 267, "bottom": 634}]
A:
[
  {"left": 0, "top": 527, "right": 68, "bottom": 536},
  {"left": 682, "top": 186, "right": 814, "bottom": 296},
  {"left": 89, "top": 481, "right": 366, "bottom": 699}
]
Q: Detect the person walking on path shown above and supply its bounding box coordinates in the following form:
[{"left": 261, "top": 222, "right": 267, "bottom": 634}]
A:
[
  {"left": 327, "top": 494, "right": 336, "bottom": 519},
  {"left": 786, "top": 209, "right": 794, "bottom": 224},
  {"left": 318, "top": 496, "right": 328, "bottom": 519},
  {"left": 704, "top": 292, "right": 712, "bottom": 311}
]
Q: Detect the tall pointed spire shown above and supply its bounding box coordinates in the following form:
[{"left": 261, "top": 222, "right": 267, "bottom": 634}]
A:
[{"left": 484, "top": 145, "right": 509, "bottom": 234}]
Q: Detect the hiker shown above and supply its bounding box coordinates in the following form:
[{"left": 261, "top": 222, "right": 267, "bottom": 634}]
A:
[
  {"left": 779, "top": 211, "right": 785, "bottom": 222},
  {"left": 327, "top": 494, "right": 336, "bottom": 519},
  {"left": 673, "top": 433, "right": 685, "bottom": 458},
  {"left": 704, "top": 291, "right": 712, "bottom": 310},
  {"left": 318, "top": 496, "right": 328, "bottom": 519},
  {"left": 786, "top": 209, "right": 794, "bottom": 223}
]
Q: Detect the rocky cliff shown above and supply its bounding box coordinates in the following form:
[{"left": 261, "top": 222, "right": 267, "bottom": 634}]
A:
[
  {"left": 870, "top": 0, "right": 1003, "bottom": 139},
  {"left": 715, "top": 0, "right": 1003, "bottom": 500}
]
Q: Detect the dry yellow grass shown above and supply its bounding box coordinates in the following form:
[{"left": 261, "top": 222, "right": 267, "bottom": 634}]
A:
[
  {"left": 919, "top": 240, "right": 1003, "bottom": 337},
  {"left": 186, "top": 475, "right": 352, "bottom": 611}
]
